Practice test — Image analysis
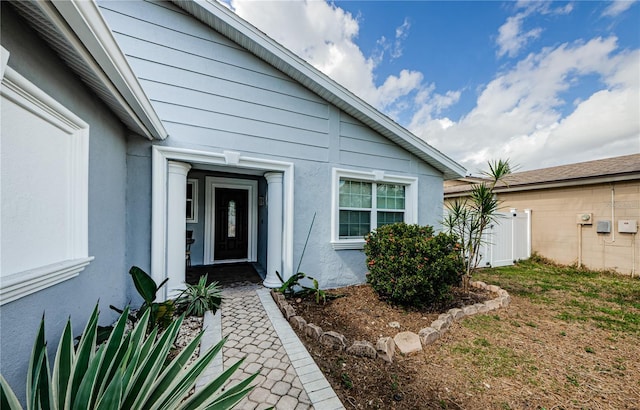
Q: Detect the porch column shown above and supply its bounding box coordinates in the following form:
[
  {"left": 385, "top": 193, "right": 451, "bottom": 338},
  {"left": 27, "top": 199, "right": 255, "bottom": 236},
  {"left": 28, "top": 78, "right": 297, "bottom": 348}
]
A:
[
  {"left": 263, "top": 172, "right": 283, "bottom": 288},
  {"left": 166, "top": 160, "right": 191, "bottom": 299}
]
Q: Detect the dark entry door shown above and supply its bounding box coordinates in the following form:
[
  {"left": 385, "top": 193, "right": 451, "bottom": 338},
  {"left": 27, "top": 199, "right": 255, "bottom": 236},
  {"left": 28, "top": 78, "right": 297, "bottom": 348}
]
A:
[{"left": 214, "top": 188, "right": 249, "bottom": 260}]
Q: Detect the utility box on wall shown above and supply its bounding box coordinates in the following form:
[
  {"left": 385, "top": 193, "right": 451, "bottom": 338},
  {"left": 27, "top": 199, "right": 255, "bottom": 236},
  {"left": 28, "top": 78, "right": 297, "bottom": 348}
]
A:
[
  {"left": 618, "top": 220, "right": 638, "bottom": 233},
  {"left": 596, "top": 220, "right": 611, "bottom": 233}
]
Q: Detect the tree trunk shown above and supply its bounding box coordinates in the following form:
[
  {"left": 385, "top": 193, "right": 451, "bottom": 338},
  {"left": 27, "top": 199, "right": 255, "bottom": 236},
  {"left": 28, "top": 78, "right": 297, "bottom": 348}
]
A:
[{"left": 462, "top": 273, "right": 471, "bottom": 293}]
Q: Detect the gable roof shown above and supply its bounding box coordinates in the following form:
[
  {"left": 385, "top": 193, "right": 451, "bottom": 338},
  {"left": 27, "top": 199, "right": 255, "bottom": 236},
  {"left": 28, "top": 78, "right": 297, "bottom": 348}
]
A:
[
  {"left": 445, "top": 154, "right": 640, "bottom": 197},
  {"left": 172, "top": 0, "right": 465, "bottom": 180},
  {"left": 8, "top": 0, "right": 167, "bottom": 140}
]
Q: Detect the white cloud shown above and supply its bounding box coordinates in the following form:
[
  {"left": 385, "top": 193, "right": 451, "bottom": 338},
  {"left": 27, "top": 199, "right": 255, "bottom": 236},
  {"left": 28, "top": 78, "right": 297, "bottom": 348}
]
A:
[
  {"left": 411, "top": 38, "right": 640, "bottom": 171},
  {"left": 228, "top": 0, "right": 451, "bottom": 118},
  {"left": 496, "top": 12, "right": 543, "bottom": 58},
  {"left": 496, "top": 1, "right": 574, "bottom": 59},
  {"left": 602, "top": 0, "right": 638, "bottom": 17},
  {"left": 225, "top": 0, "right": 638, "bottom": 172},
  {"left": 391, "top": 18, "right": 411, "bottom": 59}
]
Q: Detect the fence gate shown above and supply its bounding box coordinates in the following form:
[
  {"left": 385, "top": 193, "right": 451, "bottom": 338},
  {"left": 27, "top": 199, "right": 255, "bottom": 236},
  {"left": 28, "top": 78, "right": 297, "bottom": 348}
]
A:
[{"left": 478, "top": 210, "right": 531, "bottom": 268}]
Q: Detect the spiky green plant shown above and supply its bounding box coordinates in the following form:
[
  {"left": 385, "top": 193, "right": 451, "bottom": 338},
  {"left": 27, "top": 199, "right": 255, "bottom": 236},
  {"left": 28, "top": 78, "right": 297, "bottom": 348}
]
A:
[
  {"left": 443, "top": 159, "right": 513, "bottom": 292},
  {"left": 0, "top": 304, "right": 257, "bottom": 410},
  {"left": 175, "top": 275, "right": 223, "bottom": 317}
]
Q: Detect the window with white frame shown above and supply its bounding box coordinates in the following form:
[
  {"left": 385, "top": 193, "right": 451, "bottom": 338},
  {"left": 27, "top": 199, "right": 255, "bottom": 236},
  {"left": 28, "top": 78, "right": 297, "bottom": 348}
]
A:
[
  {"left": 186, "top": 179, "right": 198, "bottom": 223},
  {"left": 331, "top": 169, "right": 418, "bottom": 249}
]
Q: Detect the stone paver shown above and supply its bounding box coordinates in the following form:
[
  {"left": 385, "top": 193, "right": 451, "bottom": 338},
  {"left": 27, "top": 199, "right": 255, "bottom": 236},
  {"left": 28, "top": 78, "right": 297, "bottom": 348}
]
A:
[{"left": 198, "top": 282, "right": 344, "bottom": 410}]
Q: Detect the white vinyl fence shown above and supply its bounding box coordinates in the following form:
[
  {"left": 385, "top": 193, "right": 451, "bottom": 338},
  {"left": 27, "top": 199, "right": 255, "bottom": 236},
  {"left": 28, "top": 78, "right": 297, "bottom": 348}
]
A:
[{"left": 478, "top": 209, "right": 532, "bottom": 268}]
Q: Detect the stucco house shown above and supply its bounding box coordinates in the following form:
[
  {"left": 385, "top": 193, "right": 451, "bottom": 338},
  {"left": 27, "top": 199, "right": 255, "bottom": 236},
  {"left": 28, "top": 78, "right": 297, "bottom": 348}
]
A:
[
  {"left": 444, "top": 154, "right": 640, "bottom": 275},
  {"left": 0, "top": 0, "right": 465, "bottom": 396}
]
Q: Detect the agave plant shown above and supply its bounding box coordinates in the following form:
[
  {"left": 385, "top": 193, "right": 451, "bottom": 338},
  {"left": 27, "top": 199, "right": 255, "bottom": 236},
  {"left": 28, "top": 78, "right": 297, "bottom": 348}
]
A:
[
  {"left": 175, "top": 275, "right": 223, "bottom": 317},
  {"left": 0, "top": 304, "right": 257, "bottom": 409}
]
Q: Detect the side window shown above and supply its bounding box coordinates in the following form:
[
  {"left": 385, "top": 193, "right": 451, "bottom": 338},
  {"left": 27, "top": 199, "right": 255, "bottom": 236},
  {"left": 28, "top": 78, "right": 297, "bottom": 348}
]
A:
[
  {"left": 331, "top": 169, "right": 417, "bottom": 249},
  {"left": 186, "top": 179, "right": 198, "bottom": 223}
]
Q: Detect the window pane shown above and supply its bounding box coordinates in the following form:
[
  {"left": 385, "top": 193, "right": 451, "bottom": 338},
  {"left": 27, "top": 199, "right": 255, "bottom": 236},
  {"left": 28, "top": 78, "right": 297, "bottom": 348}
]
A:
[
  {"left": 377, "top": 211, "right": 404, "bottom": 227},
  {"left": 339, "top": 180, "right": 372, "bottom": 208},
  {"left": 186, "top": 200, "right": 193, "bottom": 219},
  {"left": 339, "top": 210, "right": 371, "bottom": 238},
  {"left": 377, "top": 184, "right": 405, "bottom": 210},
  {"left": 228, "top": 200, "right": 236, "bottom": 238}
]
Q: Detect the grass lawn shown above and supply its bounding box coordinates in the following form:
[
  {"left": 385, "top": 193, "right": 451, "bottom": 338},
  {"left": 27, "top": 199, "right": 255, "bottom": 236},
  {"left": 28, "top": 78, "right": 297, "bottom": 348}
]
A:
[
  {"left": 297, "top": 257, "right": 640, "bottom": 409},
  {"left": 475, "top": 257, "right": 640, "bottom": 334}
]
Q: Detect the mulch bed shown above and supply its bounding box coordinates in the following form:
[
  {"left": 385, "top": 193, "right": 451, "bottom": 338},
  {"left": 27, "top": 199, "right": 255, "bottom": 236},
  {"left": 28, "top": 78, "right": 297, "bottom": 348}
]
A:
[{"left": 288, "top": 285, "right": 640, "bottom": 409}]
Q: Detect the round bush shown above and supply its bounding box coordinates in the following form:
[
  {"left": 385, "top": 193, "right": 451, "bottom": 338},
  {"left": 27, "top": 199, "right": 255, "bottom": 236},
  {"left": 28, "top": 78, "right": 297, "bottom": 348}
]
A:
[{"left": 364, "top": 223, "right": 463, "bottom": 307}]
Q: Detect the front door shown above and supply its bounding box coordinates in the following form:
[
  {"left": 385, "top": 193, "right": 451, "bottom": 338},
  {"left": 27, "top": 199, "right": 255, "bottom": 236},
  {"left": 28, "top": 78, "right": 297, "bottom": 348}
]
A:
[{"left": 214, "top": 188, "right": 249, "bottom": 261}]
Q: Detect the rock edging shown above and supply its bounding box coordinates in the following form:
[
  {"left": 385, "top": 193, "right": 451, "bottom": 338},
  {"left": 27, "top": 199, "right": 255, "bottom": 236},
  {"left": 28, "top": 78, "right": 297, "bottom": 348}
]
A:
[{"left": 270, "top": 281, "right": 510, "bottom": 363}]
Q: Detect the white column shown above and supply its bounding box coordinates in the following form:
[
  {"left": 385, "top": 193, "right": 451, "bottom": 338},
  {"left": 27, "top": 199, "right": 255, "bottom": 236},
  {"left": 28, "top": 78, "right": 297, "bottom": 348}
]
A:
[
  {"left": 165, "top": 160, "right": 191, "bottom": 300},
  {"left": 263, "top": 172, "right": 284, "bottom": 288}
]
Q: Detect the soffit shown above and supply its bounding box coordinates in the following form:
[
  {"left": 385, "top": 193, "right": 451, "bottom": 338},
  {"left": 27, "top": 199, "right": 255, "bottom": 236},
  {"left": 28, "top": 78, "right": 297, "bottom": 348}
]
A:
[{"left": 8, "top": 0, "right": 164, "bottom": 140}]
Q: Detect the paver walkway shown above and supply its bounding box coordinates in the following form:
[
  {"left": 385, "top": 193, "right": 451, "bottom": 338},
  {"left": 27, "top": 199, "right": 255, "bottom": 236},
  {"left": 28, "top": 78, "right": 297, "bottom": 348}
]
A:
[{"left": 197, "top": 282, "right": 344, "bottom": 410}]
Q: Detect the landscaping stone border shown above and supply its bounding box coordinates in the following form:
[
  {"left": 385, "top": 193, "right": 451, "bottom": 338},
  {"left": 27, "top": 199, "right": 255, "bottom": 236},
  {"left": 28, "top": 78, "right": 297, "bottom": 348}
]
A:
[{"left": 270, "top": 281, "right": 510, "bottom": 364}]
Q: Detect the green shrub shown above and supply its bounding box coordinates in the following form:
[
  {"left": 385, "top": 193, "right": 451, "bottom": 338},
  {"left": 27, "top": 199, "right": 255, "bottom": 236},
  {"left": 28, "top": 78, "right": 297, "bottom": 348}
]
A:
[
  {"left": 364, "top": 223, "right": 463, "bottom": 307},
  {"left": 0, "top": 304, "right": 256, "bottom": 410},
  {"left": 175, "top": 275, "right": 223, "bottom": 316}
]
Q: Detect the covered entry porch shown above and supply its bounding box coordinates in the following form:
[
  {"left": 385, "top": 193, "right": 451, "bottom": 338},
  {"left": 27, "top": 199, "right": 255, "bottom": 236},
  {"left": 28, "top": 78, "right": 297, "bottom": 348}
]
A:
[{"left": 151, "top": 146, "right": 294, "bottom": 300}]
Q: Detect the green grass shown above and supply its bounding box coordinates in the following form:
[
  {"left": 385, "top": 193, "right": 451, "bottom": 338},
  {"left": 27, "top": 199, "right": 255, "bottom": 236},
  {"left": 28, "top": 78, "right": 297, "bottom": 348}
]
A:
[
  {"left": 475, "top": 258, "right": 640, "bottom": 334},
  {"left": 461, "top": 314, "right": 502, "bottom": 332},
  {"left": 449, "top": 339, "right": 529, "bottom": 378}
]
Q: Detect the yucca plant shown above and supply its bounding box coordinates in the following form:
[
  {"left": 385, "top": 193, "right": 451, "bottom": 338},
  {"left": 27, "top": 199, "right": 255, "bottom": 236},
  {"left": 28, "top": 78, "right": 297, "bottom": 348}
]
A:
[
  {"left": 0, "top": 304, "right": 257, "bottom": 410},
  {"left": 175, "top": 275, "right": 223, "bottom": 317},
  {"left": 443, "top": 158, "right": 513, "bottom": 292}
]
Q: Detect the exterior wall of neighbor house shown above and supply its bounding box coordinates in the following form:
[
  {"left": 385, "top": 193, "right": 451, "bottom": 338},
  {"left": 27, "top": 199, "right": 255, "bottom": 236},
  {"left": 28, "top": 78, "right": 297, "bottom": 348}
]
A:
[
  {"left": 446, "top": 179, "right": 639, "bottom": 274},
  {"left": 100, "top": 0, "right": 444, "bottom": 289},
  {"left": 0, "top": 4, "right": 130, "bottom": 398}
]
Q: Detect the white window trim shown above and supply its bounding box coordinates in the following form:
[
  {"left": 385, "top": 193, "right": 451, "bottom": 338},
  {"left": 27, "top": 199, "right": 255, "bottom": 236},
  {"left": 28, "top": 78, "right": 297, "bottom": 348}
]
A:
[
  {"left": 330, "top": 168, "right": 418, "bottom": 250},
  {"left": 186, "top": 179, "right": 198, "bottom": 223},
  {"left": 0, "top": 52, "right": 93, "bottom": 305}
]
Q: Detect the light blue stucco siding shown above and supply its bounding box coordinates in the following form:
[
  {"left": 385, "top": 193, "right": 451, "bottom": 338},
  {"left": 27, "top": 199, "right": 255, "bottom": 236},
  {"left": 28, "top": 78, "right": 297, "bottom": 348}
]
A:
[
  {"left": 99, "top": 1, "right": 445, "bottom": 289},
  {"left": 0, "top": 4, "right": 131, "bottom": 401}
]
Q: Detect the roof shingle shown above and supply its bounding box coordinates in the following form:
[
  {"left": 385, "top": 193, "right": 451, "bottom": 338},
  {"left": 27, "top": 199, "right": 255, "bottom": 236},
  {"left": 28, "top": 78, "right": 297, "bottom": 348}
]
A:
[{"left": 445, "top": 154, "right": 640, "bottom": 195}]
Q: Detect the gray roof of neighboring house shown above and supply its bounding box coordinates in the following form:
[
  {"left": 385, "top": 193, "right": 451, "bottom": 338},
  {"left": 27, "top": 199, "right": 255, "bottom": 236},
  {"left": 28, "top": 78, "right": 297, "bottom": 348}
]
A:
[
  {"left": 444, "top": 154, "right": 640, "bottom": 196},
  {"left": 171, "top": 0, "right": 466, "bottom": 180}
]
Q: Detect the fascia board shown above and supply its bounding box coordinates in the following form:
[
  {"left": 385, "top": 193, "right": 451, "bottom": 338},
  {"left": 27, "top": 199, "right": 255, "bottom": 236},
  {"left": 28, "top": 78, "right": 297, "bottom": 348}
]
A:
[
  {"left": 49, "top": 0, "right": 167, "bottom": 140},
  {"left": 174, "top": 0, "right": 466, "bottom": 179}
]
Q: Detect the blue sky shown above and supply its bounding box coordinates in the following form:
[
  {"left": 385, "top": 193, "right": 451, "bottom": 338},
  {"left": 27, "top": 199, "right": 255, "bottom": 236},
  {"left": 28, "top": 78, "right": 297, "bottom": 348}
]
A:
[{"left": 224, "top": 0, "right": 640, "bottom": 173}]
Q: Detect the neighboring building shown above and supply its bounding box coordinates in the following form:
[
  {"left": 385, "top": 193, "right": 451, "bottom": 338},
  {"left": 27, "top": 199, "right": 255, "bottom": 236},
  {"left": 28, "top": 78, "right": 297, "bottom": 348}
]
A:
[
  {"left": 1, "top": 0, "right": 464, "bottom": 396},
  {"left": 444, "top": 154, "right": 640, "bottom": 275}
]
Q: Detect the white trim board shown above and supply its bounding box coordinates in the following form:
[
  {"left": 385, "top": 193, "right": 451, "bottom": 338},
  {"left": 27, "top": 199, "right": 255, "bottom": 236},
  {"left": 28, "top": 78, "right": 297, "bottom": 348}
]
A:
[
  {"left": 152, "top": 146, "right": 294, "bottom": 299},
  {"left": 49, "top": 0, "right": 167, "bottom": 140},
  {"left": 0, "top": 63, "right": 92, "bottom": 305},
  {"left": 204, "top": 177, "right": 258, "bottom": 264}
]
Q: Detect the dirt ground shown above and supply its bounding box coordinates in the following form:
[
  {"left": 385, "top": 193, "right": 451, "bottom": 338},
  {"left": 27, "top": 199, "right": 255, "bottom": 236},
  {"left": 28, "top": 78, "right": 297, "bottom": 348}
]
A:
[{"left": 290, "top": 285, "right": 640, "bottom": 409}]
